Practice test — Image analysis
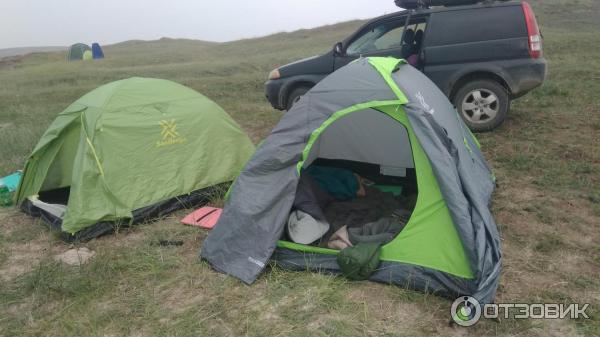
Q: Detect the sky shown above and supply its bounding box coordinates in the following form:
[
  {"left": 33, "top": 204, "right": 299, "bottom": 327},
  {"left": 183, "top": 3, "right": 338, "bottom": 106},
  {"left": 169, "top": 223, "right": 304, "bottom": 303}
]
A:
[{"left": 0, "top": 0, "right": 399, "bottom": 49}]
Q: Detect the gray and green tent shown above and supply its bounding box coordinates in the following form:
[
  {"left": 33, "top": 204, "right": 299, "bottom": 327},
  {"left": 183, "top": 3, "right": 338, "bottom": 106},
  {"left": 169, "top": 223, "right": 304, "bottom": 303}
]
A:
[
  {"left": 16, "top": 77, "right": 255, "bottom": 241},
  {"left": 201, "top": 57, "right": 500, "bottom": 303}
]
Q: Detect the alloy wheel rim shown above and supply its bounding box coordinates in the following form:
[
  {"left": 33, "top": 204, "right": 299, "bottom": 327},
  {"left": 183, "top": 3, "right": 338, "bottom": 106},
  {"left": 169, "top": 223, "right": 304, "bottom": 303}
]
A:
[{"left": 461, "top": 89, "right": 499, "bottom": 124}]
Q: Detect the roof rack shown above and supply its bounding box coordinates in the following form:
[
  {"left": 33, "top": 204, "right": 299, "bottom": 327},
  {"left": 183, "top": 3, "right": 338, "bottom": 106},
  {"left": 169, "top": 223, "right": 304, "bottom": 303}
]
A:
[{"left": 394, "top": 0, "right": 507, "bottom": 10}]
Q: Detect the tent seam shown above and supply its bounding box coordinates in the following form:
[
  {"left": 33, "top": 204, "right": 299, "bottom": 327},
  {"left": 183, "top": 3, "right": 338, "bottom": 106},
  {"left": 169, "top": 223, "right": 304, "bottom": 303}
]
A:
[{"left": 366, "top": 57, "right": 409, "bottom": 103}]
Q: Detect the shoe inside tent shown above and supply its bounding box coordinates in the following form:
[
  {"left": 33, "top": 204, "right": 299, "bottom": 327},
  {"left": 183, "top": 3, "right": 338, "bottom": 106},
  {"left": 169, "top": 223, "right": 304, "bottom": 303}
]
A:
[
  {"left": 201, "top": 57, "right": 501, "bottom": 304},
  {"left": 15, "top": 77, "right": 255, "bottom": 241}
]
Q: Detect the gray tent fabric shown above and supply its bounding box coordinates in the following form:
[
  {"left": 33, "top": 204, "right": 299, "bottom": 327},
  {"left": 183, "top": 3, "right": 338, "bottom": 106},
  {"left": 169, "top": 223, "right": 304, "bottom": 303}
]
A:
[{"left": 200, "top": 57, "right": 501, "bottom": 304}]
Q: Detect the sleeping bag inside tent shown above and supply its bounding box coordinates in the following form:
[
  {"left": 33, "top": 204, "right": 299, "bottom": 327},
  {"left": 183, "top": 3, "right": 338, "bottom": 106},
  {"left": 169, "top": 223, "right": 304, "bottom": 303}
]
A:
[
  {"left": 15, "top": 77, "right": 255, "bottom": 241},
  {"left": 201, "top": 57, "right": 501, "bottom": 303}
]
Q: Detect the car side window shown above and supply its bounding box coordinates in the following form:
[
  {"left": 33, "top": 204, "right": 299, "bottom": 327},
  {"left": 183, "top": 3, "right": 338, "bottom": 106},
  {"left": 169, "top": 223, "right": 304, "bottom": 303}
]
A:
[
  {"left": 346, "top": 19, "right": 406, "bottom": 56},
  {"left": 426, "top": 7, "right": 526, "bottom": 46}
]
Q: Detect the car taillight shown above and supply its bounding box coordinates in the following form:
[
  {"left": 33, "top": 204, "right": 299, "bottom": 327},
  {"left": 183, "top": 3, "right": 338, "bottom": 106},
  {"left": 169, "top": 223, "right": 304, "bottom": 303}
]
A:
[{"left": 522, "top": 2, "right": 542, "bottom": 59}]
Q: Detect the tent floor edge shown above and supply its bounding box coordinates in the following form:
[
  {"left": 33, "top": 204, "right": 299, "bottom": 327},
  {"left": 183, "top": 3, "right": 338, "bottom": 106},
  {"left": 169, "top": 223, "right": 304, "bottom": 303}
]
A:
[
  {"left": 21, "top": 183, "right": 229, "bottom": 242},
  {"left": 271, "top": 248, "right": 476, "bottom": 299}
]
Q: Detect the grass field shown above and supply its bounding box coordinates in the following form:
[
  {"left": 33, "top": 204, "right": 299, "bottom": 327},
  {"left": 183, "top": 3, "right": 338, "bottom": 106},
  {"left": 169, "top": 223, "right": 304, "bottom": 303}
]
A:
[{"left": 0, "top": 1, "right": 599, "bottom": 336}]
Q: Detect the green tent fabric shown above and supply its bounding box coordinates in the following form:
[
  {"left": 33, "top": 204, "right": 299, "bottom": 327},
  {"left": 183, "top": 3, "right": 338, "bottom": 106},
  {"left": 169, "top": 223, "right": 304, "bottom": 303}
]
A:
[
  {"left": 67, "top": 43, "right": 91, "bottom": 61},
  {"left": 82, "top": 50, "right": 93, "bottom": 60},
  {"left": 16, "top": 77, "right": 255, "bottom": 240}
]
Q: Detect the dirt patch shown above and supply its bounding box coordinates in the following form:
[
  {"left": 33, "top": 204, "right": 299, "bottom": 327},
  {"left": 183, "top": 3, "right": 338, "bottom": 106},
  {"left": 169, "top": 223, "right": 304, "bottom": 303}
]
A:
[
  {"left": 534, "top": 318, "right": 582, "bottom": 337},
  {"left": 0, "top": 211, "right": 62, "bottom": 281},
  {"left": 88, "top": 227, "right": 146, "bottom": 251},
  {"left": 180, "top": 233, "right": 207, "bottom": 261},
  {"left": 0, "top": 122, "right": 14, "bottom": 131},
  {"left": 128, "top": 329, "right": 153, "bottom": 337},
  {"left": 0, "top": 209, "right": 29, "bottom": 236},
  {"left": 4, "top": 299, "right": 29, "bottom": 316},
  {"left": 159, "top": 280, "right": 208, "bottom": 315},
  {"left": 345, "top": 285, "right": 467, "bottom": 336},
  {"left": 305, "top": 312, "right": 356, "bottom": 332},
  {"left": 0, "top": 55, "right": 24, "bottom": 70},
  {"left": 0, "top": 240, "right": 49, "bottom": 281}
]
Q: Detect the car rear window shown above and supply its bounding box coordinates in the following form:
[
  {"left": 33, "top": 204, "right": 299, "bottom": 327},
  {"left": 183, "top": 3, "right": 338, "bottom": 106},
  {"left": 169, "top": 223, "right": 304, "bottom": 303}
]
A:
[{"left": 426, "top": 6, "right": 526, "bottom": 46}]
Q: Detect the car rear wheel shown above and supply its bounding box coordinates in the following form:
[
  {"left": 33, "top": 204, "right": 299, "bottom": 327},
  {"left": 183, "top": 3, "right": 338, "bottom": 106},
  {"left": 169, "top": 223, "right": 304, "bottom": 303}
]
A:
[
  {"left": 286, "top": 87, "right": 310, "bottom": 111},
  {"left": 453, "top": 79, "right": 509, "bottom": 132}
]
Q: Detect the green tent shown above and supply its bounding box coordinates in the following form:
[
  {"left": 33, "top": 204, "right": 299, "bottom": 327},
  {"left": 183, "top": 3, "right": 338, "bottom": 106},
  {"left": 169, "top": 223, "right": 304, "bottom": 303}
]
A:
[
  {"left": 16, "top": 77, "right": 255, "bottom": 241},
  {"left": 67, "top": 43, "right": 91, "bottom": 61}
]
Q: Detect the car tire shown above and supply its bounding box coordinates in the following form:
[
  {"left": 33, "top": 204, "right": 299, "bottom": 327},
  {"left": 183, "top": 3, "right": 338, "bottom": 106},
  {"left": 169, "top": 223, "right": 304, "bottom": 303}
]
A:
[
  {"left": 453, "top": 79, "right": 509, "bottom": 132},
  {"left": 286, "top": 87, "right": 310, "bottom": 111}
]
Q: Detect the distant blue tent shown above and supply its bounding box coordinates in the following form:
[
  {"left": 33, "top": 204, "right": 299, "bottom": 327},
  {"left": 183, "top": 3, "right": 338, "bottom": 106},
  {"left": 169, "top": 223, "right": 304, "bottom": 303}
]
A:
[{"left": 91, "top": 43, "right": 104, "bottom": 59}]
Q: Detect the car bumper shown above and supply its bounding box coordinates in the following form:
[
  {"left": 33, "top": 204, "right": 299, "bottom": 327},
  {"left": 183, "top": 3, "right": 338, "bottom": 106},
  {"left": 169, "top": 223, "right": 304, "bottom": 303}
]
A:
[
  {"left": 265, "top": 79, "right": 285, "bottom": 110},
  {"left": 508, "top": 57, "right": 547, "bottom": 97}
]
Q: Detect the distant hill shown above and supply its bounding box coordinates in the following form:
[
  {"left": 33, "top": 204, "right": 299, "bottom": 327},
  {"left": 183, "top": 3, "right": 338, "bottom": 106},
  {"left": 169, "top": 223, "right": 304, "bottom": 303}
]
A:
[
  {"left": 109, "top": 37, "right": 217, "bottom": 48},
  {"left": 0, "top": 46, "right": 66, "bottom": 59}
]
